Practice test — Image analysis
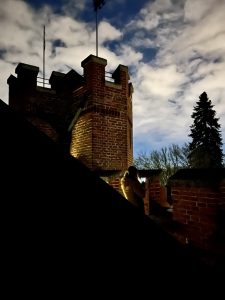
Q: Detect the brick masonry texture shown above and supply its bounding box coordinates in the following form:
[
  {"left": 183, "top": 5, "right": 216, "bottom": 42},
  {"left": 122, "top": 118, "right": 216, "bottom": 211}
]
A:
[
  {"left": 169, "top": 170, "right": 225, "bottom": 250},
  {"left": 8, "top": 55, "right": 133, "bottom": 191}
]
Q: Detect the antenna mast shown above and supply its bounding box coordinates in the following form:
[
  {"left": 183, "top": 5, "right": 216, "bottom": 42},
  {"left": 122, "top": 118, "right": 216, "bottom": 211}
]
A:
[
  {"left": 93, "top": 0, "right": 105, "bottom": 57},
  {"left": 95, "top": 7, "right": 98, "bottom": 57},
  {"left": 43, "top": 25, "right": 45, "bottom": 87}
]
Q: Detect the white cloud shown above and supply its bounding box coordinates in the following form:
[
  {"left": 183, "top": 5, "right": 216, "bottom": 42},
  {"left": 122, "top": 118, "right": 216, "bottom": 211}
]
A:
[
  {"left": 61, "top": 0, "right": 88, "bottom": 16},
  {"left": 0, "top": 0, "right": 224, "bottom": 156},
  {"left": 135, "top": 63, "right": 187, "bottom": 98},
  {"left": 116, "top": 45, "right": 143, "bottom": 67},
  {"left": 48, "top": 16, "right": 91, "bottom": 47},
  {"left": 99, "top": 21, "right": 122, "bottom": 42},
  {"left": 0, "top": 0, "right": 123, "bottom": 92},
  {"left": 124, "top": 0, "right": 225, "bottom": 154},
  {"left": 184, "top": 0, "right": 215, "bottom": 22}
]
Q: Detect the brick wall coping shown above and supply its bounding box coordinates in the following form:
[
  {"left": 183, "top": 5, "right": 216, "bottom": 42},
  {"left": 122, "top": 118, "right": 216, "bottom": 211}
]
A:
[
  {"left": 94, "top": 170, "right": 122, "bottom": 177},
  {"left": 81, "top": 54, "right": 107, "bottom": 67},
  {"left": 94, "top": 169, "right": 162, "bottom": 178},
  {"left": 105, "top": 81, "right": 122, "bottom": 89},
  {"left": 112, "top": 64, "right": 129, "bottom": 79},
  {"left": 15, "top": 63, "right": 39, "bottom": 75},
  {"left": 168, "top": 168, "right": 225, "bottom": 186},
  {"left": 138, "top": 169, "right": 162, "bottom": 178}
]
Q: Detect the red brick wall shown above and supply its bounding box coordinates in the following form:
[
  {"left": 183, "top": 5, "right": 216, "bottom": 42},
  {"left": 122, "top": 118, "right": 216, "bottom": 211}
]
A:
[
  {"left": 143, "top": 178, "right": 161, "bottom": 215},
  {"left": 108, "top": 177, "right": 121, "bottom": 192},
  {"left": 70, "top": 112, "right": 93, "bottom": 168},
  {"left": 70, "top": 55, "right": 133, "bottom": 177},
  {"left": 171, "top": 180, "right": 225, "bottom": 248},
  {"left": 8, "top": 56, "right": 133, "bottom": 194},
  {"left": 149, "top": 179, "right": 161, "bottom": 211},
  {"left": 127, "top": 93, "right": 133, "bottom": 166},
  {"left": 8, "top": 66, "right": 70, "bottom": 143}
]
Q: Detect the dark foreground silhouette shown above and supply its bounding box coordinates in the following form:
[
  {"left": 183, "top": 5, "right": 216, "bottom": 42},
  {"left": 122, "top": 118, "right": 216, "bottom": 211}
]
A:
[{"left": 0, "top": 100, "right": 223, "bottom": 297}]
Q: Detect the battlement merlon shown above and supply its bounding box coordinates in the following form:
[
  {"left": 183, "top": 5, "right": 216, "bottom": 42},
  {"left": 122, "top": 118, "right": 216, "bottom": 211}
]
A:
[
  {"left": 15, "top": 63, "right": 39, "bottom": 89},
  {"left": 49, "top": 70, "right": 84, "bottom": 92},
  {"left": 81, "top": 54, "right": 131, "bottom": 96}
]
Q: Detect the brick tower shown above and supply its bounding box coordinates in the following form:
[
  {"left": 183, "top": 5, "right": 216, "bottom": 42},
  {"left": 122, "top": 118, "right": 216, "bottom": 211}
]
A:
[{"left": 7, "top": 54, "right": 133, "bottom": 191}]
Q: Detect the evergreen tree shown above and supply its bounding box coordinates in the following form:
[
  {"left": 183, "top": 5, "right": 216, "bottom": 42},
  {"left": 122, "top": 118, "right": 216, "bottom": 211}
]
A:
[{"left": 188, "top": 91, "right": 223, "bottom": 168}]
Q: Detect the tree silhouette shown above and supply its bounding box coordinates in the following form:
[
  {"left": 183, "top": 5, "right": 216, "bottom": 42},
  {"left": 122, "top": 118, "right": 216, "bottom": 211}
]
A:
[
  {"left": 188, "top": 91, "right": 223, "bottom": 168},
  {"left": 134, "top": 143, "right": 189, "bottom": 185}
]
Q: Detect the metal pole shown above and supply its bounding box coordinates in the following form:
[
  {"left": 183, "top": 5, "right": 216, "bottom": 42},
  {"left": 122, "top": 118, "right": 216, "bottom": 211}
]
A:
[
  {"left": 95, "top": 9, "right": 98, "bottom": 57},
  {"left": 43, "top": 25, "right": 45, "bottom": 87}
]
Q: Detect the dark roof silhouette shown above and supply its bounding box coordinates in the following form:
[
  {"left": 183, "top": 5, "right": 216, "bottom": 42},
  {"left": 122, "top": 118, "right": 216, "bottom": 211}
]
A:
[
  {"left": 169, "top": 168, "right": 225, "bottom": 186},
  {"left": 0, "top": 100, "right": 222, "bottom": 296},
  {"left": 169, "top": 168, "right": 225, "bottom": 180},
  {"left": 138, "top": 169, "right": 162, "bottom": 177}
]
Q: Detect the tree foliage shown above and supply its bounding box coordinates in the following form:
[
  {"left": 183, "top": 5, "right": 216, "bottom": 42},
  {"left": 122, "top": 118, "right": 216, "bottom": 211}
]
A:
[
  {"left": 188, "top": 92, "right": 223, "bottom": 168},
  {"left": 134, "top": 143, "right": 189, "bottom": 185}
]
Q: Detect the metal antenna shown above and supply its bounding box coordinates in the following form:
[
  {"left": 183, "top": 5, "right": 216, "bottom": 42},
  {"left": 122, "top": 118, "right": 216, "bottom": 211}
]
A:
[
  {"left": 93, "top": 1, "right": 105, "bottom": 57},
  {"left": 95, "top": 7, "right": 98, "bottom": 56},
  {"left": 43, "top": 25, "right": 45, "bottom": 87}
]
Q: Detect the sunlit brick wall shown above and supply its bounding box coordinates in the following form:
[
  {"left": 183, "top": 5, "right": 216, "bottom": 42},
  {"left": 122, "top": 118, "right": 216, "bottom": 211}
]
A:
[
  {"left": 8, "top": 56, "right": 134, "bottom": 193},
  {"left": 170, "top": 173, "right": 225, "bottom": 249},
  {"left": 70, "top": 55, "right": 133, "bottom": 176}
]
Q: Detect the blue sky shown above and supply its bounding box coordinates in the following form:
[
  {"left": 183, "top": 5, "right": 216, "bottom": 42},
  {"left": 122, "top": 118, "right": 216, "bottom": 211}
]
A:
[{"left": 0, "top": 0, "right": 225, "bottom": 157}]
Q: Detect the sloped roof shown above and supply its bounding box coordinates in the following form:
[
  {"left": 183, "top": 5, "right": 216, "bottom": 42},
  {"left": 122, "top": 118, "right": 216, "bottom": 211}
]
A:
[{"left": 0, "top": 100, "right": 220, "bottom": 295}]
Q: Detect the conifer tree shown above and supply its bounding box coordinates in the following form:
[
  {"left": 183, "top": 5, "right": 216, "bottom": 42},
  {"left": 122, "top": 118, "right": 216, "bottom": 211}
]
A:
[{"left": 188, "top": 91, "right": 223, "bottom": 168}]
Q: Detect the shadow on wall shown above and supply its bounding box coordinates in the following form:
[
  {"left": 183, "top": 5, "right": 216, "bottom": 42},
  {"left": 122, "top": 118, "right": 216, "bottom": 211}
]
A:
[{"left": 0, "top": 99, "right": 223, "bottom": 297}]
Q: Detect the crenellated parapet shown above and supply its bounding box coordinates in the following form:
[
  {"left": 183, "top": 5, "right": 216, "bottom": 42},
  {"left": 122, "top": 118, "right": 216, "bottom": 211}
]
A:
[{"left": 7, "top": 54, "right": 134, "bottom": 190}]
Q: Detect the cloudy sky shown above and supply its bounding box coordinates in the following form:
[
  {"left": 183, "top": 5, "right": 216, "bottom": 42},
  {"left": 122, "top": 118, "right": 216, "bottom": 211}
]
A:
[{"left": 0, "top": 0, "right": 225, "bottom": 157}]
